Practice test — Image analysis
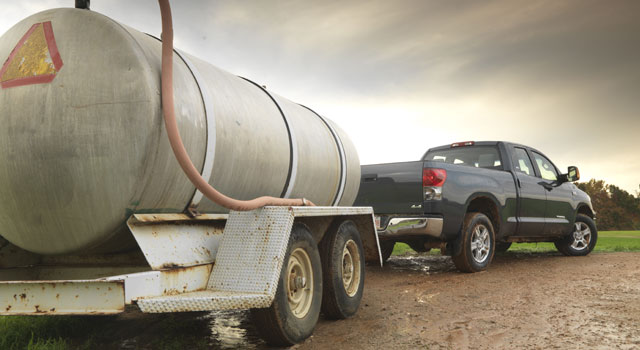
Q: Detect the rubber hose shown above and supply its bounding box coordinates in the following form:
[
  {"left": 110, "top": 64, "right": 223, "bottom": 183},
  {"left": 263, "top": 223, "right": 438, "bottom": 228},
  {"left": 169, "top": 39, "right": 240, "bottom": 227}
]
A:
[{"left": 158, "top": 0, "right": 314, "bottom": 211}]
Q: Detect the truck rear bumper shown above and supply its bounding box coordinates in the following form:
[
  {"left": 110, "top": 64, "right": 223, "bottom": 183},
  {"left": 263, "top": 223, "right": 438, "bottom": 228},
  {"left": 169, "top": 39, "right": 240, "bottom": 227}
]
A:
[{"left": 376, "top": 216, "right": 443, "bottom": 239}]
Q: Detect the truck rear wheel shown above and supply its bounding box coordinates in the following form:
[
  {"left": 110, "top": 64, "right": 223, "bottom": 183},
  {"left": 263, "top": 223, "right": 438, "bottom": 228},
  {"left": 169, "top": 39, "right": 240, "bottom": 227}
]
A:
[
  {"left": 320, "top": 220, "right": 365, "bottom": 319},
  {"left": 554, "top": 214, "right": 597, "bottom": 256},
  {"left": 452, "top": 212, "right": 495, "bottom": 273},
  {"left": 379, "top": 241, "right": 395, "bottom": 263},
  {"left": 251, "top": 224, "right": 322, "bottom": 347}
]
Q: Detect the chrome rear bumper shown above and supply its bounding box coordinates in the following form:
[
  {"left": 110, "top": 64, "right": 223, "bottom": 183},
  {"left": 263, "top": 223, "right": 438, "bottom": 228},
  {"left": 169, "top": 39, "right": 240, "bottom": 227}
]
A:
[{"left": 376, "top": 216, "right": 443, "bottom": 238}]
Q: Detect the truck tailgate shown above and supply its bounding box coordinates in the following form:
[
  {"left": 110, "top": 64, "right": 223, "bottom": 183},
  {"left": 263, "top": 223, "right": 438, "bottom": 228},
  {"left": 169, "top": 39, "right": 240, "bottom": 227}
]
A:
[{"left": 354, "top": 161, "right": 424, "bottom": 215}]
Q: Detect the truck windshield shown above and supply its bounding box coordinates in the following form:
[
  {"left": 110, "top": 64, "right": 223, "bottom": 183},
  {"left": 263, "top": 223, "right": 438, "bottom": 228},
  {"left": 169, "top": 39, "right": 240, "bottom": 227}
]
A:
[{"left": 424, "top": 146, "right": 503, "bottom": 170}]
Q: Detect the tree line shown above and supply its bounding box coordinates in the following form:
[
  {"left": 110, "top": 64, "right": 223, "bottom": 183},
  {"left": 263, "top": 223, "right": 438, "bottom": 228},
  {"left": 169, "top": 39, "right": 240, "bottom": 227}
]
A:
[{"left": 576, "top": 179, "right": 640, "bottom": 231}]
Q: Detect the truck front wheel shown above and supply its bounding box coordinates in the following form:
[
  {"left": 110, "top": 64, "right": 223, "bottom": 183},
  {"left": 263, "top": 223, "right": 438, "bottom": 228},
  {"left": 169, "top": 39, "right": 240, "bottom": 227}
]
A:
[
  {"left": 554, "top": 214, "right": 598, "bottom": 256},
  {"left": 452, "top": 212, "right": 496, "bottom": 273},
  {"left": 251, "top": 224, "right": 322, "bottom": 347},
  {"left": 320, "top": 220, "right": 365, "bottom": 319}
]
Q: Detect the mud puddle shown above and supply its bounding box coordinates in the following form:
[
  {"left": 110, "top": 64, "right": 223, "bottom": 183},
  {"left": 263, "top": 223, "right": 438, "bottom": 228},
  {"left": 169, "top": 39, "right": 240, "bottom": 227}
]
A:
[
  {"left": 205, "top": 310, "right": 266, "bottom": 349},
  {"left": 385, "top": 254, "right": 457, "bottom": 274}
]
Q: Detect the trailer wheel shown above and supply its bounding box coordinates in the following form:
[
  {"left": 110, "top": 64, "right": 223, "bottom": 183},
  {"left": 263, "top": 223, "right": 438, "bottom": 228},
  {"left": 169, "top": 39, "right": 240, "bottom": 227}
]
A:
[
  {"left": 320, "top": 220, "right": 365, "bottom": 319},
  {"left": 251, "top": 224, "right": 322, "bottom": 347},
  {"left": 451, "top": 212, "right": 495, "bottom": 273}
]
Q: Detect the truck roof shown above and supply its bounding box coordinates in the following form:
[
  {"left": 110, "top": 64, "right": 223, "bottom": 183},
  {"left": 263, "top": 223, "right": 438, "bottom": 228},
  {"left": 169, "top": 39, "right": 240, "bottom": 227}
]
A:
[
  {"left": 423, "top": 141, "right": 534, "bottom": 160},
  {"left": 427, "top": 141, "right": 500, "bottom": 151}
]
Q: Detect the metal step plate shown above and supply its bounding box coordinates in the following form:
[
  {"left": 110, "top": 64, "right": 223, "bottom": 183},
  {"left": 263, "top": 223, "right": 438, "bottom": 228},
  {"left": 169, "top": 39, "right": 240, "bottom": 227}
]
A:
[
  {"left": 136, "top": 290, "right": 270, "bottom": 313},
  {"left": 137, "top": 207, "right": 295, "bottom": 312},
  {"left": 206, "top": 207, "right": 294, "bottom": 295}
]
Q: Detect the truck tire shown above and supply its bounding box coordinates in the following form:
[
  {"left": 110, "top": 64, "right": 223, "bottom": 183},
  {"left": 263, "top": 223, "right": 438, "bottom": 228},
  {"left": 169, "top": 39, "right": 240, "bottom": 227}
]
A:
[
  {"left": 379, "top": 241, "right": 395, "bottom": 263},
  {"left": 452, "top": 212, "right": 495, "bottom": 273},
  {"left": 495, "top": 242, "right": 512, "bottom": 253},
  {"left": 319, "top": 220, "right": 365, "bottom": 320},
  {"left": 554, "top": 214, "right": 597, "bottom": 256},
  {"left": 251, "top": 224, "right": 322, "bottom": 347},
  {"left": 407, "top": 240, "right": 431, "bottom": 253}
]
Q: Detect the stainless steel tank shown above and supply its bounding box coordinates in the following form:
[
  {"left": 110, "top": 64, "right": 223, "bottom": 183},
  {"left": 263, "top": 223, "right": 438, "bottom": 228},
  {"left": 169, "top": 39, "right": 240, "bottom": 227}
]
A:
[{"left": 0, "top": 8, "right": 360, "bottom": 255}]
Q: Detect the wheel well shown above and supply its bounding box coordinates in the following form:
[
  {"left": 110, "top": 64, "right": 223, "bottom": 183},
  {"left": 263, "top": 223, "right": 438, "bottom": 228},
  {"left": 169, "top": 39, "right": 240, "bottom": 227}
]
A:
[
  {"left": 577, "top": 205, "right": 594, "bottom": 219},
  {"left": 466, "top": 196, "right": 500, "bottom": 234},
  {"left": 295, "top": 215, "right": 380, "bottom": 264}
]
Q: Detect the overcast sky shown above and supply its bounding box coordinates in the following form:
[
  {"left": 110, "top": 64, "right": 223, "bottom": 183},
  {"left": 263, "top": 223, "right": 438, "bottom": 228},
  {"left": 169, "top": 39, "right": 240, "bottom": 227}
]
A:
[{"left": 2, "top": 0, "right": 639, "bottom": 194}]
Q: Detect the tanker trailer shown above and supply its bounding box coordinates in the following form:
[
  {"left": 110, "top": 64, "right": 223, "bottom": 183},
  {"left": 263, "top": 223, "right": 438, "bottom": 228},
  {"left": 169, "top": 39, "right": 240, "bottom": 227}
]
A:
[{"left": 0, "top": 1, "right": 381, "bottom": 346}]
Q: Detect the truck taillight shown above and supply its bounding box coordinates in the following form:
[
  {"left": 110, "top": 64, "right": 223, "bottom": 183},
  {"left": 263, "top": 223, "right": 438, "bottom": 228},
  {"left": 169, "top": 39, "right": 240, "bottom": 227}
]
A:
[
  {"left": 423, "top": 168, "right": 446, "bottom": 201},
  {"left": 423, "top": 168, "right": 447, "bottom": 187}
]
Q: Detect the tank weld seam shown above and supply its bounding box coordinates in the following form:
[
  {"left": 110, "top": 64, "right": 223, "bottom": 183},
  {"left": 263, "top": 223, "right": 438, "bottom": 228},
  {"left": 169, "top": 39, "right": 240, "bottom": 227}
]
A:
[
  {"left": 146, "top": 33, "right": 215, "bottom": 212},
  {"left": 239, "top": 76, "right": 295, "bottom": 199},
  {"left": 298, "top": 104, "right": 346, "bottom": 206},
  {"left": 173, "top": 50, "right": 216, "bottom": 210}
]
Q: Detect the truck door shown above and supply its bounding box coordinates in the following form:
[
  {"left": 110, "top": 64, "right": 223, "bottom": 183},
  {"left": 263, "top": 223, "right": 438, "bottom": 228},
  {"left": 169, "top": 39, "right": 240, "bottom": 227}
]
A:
[
  {"left": 512, "top": 147, "right": 547, "bottom": 236},
  {"left": 530, "top": 151, "right": 575, "bottom": 236}
]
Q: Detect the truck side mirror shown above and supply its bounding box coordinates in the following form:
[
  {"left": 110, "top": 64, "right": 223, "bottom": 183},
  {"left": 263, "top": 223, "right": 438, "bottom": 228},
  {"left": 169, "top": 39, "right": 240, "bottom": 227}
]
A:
[{"left": 566, "top": 166, "right": 580, "bottom": 182}]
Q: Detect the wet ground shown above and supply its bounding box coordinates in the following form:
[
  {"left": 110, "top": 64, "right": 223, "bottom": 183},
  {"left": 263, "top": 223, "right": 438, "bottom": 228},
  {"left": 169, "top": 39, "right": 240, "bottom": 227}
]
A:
[{"left": 82, "top": 252, "right": 640, "bottom": 349}]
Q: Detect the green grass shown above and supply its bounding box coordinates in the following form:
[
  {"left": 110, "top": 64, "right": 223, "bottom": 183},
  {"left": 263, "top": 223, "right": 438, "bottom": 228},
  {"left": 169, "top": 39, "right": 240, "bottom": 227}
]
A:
[
  {"left": 0, "top": 313, "right": 211, "bottom": 350},
  {"left": 0, "top": 316, "right": 74, "bottom": 350},
  {"left": 391, "top": 230, "right": 640, "bottom": 255},
  {"left": 508, "top": 230, "right": 640, "bottom": 253}
]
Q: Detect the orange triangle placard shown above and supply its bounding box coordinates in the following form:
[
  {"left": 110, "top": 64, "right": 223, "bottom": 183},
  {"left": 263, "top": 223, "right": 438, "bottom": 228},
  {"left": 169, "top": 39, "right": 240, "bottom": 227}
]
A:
[{"left": 0, "top": 21, "right": 63, "bottom": 89}]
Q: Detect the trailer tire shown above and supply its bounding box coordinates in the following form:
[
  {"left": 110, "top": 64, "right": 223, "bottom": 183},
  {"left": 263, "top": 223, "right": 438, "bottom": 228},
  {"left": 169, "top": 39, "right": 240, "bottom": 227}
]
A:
[
  {"left": 451, "top": 212, "right": 495, "bottom": 273},
  {"left": 320, "top": 220, "right": 365, "bottom": 320},
  {"left": 251, "top": 224, "right": 322, "bottom": 347}
]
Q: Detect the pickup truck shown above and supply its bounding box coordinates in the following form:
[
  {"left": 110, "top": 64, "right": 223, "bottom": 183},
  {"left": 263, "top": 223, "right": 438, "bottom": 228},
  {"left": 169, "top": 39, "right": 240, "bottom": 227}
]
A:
[{"left": 354, "top": 141, "right": 597, "bottom": 272}]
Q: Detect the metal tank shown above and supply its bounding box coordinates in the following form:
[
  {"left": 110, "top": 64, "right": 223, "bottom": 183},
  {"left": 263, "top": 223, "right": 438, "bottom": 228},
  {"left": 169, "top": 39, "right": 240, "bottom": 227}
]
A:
[{"left": 0, "top": 8, "right": 360, "bottom": 255}]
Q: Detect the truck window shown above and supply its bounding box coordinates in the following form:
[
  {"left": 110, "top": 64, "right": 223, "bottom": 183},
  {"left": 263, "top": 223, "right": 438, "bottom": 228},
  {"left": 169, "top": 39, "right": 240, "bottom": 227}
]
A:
[
  {"left": 513, "top": 148, "right": 534, "bottom": 176},
  {"left": 424, "top": 146, "right": 503, "bottom": 170},
  {"left": 532, "top": 152, "right": 558, "bottom": 181}
]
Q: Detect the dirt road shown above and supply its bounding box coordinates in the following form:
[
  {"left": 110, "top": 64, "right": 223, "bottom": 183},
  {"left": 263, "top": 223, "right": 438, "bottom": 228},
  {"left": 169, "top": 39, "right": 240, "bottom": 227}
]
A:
[
  {"left": 75, "top": 252, "right": 640, "bottom": 349},
  {"left": 299, "top": 252, "right": 640, "bottom": 350}
]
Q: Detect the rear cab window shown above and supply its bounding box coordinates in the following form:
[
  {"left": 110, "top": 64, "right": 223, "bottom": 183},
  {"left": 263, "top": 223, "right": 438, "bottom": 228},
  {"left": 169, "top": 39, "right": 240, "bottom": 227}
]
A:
[{"left": 424, "top": 146, "right": 503, "bottom": 170}]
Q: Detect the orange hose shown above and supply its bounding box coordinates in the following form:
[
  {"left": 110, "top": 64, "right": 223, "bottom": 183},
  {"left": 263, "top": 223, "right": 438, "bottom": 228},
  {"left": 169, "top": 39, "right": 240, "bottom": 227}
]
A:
[{"left": 158, "top": 0, "right": 314, "bottom": 211}]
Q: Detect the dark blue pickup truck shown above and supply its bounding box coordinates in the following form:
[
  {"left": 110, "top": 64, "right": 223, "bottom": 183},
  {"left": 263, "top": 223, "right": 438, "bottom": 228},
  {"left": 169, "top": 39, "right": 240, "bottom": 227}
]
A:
[{"left": 354, "top": 141, "right": 597, "bottom": 272}]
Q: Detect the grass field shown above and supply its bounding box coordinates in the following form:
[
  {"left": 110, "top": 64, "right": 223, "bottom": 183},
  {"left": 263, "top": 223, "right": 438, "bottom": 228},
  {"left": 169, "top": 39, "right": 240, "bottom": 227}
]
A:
[
  {"left": 0, "top": 230, "right": 638, "bottom": 349},
  {"left": 0, "top": 313, "right": 211, "bottom": 350},
  {"left": 392, "top": 230, "right": 640, "bottom": 255}
]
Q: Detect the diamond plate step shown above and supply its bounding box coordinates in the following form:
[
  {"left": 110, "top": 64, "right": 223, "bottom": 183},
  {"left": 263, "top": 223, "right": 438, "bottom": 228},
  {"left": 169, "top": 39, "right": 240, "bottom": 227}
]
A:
[
  {"left": 137, "top": 207, "right": 294, "bottom": 313},
  {"left": 136, "top": 290, "right": 270, "bottom": 313}
]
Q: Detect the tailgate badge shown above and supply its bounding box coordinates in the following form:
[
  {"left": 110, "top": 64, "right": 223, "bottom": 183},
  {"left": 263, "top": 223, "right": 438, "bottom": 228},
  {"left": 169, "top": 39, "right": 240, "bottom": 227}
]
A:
[{"left": 411, "top": 204, "right": 422, "bottom": 209}]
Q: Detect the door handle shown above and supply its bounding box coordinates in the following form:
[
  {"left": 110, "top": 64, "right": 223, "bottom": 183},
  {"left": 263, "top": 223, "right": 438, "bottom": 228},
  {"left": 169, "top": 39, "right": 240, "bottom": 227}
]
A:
[
  {"left": 517, "top": 178, "right": 521, "bottom": 188},
  {"left": 363, "top": 174, "right": 377, "bottom": 182}
]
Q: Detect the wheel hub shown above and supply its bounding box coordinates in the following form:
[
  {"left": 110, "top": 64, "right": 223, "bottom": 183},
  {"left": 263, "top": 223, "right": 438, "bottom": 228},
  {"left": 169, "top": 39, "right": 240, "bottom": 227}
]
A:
[
  {"left": 470, "top": 224, "right": 490, "bottom": 264},
  {"left": 286, "top": 247, "right": 314, "bottom": 318},
  {"left": 342, "top": 239, "right": 361, "bottom": 297},
  {"left": 571, "top": 222, "right": 591, "bottom": 250}
]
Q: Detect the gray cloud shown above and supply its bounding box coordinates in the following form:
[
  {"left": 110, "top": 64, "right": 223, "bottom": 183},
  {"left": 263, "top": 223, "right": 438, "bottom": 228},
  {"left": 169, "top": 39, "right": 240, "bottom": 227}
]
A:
[{"left": 1, "top": 0, "right": 638, "bottom": 193}]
